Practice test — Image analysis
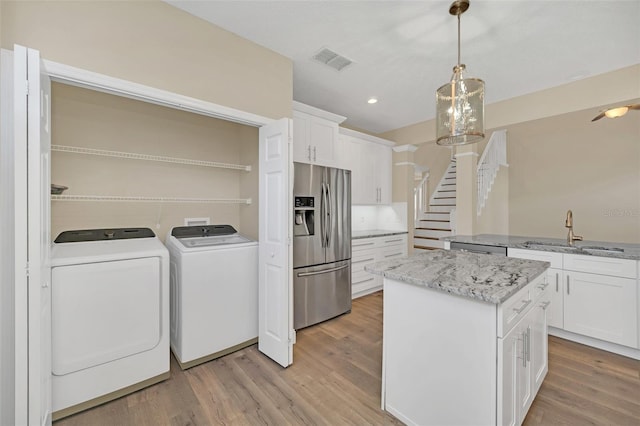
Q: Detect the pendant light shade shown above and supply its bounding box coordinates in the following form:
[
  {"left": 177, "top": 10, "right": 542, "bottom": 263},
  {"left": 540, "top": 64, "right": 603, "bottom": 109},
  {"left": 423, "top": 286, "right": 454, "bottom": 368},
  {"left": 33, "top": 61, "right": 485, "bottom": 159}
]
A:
[{"left": 436, "top": 0, "right": 485, "bottom": 146}]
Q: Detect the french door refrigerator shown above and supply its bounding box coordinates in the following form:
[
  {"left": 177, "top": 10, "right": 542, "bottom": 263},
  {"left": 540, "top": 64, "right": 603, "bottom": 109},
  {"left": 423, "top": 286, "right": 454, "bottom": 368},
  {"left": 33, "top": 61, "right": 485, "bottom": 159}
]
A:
[{"left": 293, "top": 162, "right": 351, "bottom": 329}]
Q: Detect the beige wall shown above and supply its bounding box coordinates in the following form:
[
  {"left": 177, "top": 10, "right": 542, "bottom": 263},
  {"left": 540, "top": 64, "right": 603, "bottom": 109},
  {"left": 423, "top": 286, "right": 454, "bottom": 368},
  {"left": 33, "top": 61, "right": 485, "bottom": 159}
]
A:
[
  {"left": 385, "top": 66, "right": 640, "bottom": 244},
  {"left": 507, "top": 106, "right": 639, "bottom": 244},
  {"left": 51, "top": 83, "right": 258, "bottom": 241},
  {"left": 1, "top": 0, "right": 292, "bottom": 120}
]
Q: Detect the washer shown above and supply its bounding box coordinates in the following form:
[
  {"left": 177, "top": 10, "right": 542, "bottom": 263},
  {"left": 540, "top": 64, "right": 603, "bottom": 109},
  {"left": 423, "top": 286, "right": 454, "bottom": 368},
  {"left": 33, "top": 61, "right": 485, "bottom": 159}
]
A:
[
  {"left": 50, "top": 228, "right": 169, "bottom": 420},
  {"left": 165, "top": 224, "right": 258, "bottom": 369}
]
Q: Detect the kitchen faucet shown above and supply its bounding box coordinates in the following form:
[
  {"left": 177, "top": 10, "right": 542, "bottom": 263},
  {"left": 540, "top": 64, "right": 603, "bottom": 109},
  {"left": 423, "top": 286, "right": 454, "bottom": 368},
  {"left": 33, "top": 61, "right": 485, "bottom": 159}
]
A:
[{"left": 565, "top": 210, "right": 583, "bottom": 246}]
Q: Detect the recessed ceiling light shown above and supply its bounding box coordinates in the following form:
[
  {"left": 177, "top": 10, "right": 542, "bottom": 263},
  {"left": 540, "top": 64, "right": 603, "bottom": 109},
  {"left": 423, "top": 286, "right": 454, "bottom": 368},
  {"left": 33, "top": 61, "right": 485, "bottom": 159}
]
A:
[{"left": 368, "top": 98, "right": 378, "bottom": 104}]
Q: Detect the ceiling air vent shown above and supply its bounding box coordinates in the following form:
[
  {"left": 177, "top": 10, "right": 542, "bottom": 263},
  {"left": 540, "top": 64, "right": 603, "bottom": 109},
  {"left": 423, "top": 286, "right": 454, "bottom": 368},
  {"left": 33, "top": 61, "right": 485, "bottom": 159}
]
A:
[{"left": 312, "top": 48, "right": 353, "bottom": 72}]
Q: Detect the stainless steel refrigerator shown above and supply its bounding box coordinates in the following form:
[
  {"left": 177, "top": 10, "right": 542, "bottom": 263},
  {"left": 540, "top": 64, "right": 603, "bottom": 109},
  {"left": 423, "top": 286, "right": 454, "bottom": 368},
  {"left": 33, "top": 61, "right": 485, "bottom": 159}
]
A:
[{"left": 293, "top": 162, "right": 351, "bottom": 329}]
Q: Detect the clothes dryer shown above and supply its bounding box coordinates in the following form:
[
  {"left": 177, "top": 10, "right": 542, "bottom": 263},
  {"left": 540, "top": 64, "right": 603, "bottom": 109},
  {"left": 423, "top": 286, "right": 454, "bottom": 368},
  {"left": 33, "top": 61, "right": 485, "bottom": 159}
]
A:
[
  {"left": 50, "top": 228, "right": 169, "bottom": 420},
  {"left": 165, "top": 225, "right": 258, "bottom": 369}
]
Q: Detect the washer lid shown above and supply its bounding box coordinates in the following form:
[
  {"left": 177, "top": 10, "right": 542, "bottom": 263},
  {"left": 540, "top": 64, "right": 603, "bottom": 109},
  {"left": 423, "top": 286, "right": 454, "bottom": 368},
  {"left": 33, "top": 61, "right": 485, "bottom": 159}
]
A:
[{"left": 54, "top": 228, "right": 155, "bottom": 243}]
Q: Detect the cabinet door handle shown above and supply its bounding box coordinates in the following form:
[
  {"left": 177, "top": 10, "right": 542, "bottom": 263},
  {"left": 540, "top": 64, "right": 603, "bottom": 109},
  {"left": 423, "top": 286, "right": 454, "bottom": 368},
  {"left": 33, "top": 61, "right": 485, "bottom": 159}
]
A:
[
  {"left": 518, "top": 334, "right": 527, "bottom": 367},
  {"left": 555, "top": 272, "right": 559, "bottom": 292},
  {"left": 307, "top": 145, "right": 311, "bottom": 161},
  {"left": 566, "top": 275, "right": 570, "bottom": 295},
  {"left": 513, "top": 299, "right": 532, "bottom": 314},
  {"left": 526, "top": 327, "right": 531, "bottom": 363},
  {"left": 313, "top": 146, "right": 317, "bottom": 161}
]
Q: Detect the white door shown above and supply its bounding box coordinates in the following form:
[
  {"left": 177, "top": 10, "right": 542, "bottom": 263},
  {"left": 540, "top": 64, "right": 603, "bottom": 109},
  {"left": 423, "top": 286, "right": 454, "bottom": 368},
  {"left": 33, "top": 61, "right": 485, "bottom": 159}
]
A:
[
  {"left": 14, "top": 44, "right": 52, "bottom": 426},
  {"left": 258, "top": 118, "right": 294, "bottom": 368}
]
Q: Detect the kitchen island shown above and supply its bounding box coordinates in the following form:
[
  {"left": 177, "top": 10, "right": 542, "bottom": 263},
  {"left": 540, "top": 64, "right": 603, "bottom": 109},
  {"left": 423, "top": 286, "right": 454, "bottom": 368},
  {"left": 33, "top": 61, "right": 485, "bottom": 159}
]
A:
[{"left": 366, "top": 250, "right": 550, "bottom": 426}]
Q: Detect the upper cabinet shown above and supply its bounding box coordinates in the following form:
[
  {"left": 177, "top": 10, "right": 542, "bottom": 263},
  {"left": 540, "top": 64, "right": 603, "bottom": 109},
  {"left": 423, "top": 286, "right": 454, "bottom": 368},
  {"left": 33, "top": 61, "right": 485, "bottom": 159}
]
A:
[
  {"left": 292, "top": 101, "right": 346, "bottom": 168},
  {"left": 338, "top": 128, "right": 394, "bottom": 205}
]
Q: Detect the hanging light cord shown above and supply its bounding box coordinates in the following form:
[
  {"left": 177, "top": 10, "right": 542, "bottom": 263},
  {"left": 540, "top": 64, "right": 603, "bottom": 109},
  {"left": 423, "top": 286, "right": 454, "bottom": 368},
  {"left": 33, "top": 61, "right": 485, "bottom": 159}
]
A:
[{"left": 457, "top": 12, "right": 461, "bottom": 66}]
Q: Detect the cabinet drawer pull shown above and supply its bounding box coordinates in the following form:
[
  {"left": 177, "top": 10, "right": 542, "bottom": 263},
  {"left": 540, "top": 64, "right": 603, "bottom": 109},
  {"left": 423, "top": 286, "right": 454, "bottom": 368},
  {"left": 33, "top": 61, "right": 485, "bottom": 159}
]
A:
[
  {"left": 307, "top": 145, "right": 311, "bottom": 161},
  {"left": 353, "top": 277, "right": 374, "bottom": 285},
  {"left": 555, "top": 273, "right": 559, "bottom": 292},
  {"left": 537, "top": 282, "right": 549, "bottom": 290},
  {"left": 513, "top": 299, "right": 532, "bottom": 314},
  {"left": 385, "top": 238, "right": 403, "bottom": 243},
  {"left": 313, "top": 146, "right": 317, "bottom": 161},
  {"left": 384, "top": 253, "right": 401, "bottom": 258},
  {"left": 540, "top": 301, "right": 551, "bottom": 310},
  {"left": 526, "top": 327, "right": 531, "bottom": 363},
  {"left": 354, "top": 242, "right": 375, "bottom": 247},
  {"left": 352, "top": 257, "right": 375, "bottom": 264},
  {"left": 566, "top": 275, "right": 570, "bottom": 295}
]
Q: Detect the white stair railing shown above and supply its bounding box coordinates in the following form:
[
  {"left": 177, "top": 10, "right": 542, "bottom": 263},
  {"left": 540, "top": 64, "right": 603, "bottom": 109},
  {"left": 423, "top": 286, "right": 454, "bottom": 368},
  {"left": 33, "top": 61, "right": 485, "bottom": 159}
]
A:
[
  {"left": 477, "top": 129, "right": 508, "bottom": 216},
  {"left": 413, "top": 171, "right": 429, "bottom": 222}
]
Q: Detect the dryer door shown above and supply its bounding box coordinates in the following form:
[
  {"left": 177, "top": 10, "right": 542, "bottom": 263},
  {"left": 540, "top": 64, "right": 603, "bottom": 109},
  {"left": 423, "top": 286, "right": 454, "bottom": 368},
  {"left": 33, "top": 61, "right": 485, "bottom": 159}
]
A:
[{"left": 51, "top": 257, "right": 161, "bottom": 376}]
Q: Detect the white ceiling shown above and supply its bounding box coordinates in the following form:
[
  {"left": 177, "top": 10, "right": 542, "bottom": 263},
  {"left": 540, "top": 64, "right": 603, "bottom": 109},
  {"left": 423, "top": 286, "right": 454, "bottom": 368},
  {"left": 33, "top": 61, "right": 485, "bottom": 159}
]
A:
[{"left": 166, "top": 1, "right": 640, "bottom": 134}]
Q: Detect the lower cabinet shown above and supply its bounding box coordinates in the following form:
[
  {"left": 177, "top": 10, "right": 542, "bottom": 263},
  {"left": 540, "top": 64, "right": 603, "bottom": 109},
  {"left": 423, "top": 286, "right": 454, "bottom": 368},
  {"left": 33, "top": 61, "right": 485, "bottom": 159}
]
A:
[
  {"left": 498, "top": 280, "right": 550, "bottom": 426},
  {"left": 509, "top": 248, "right": 639, "bottom": 351},
  {"left": 352, "top": 234, "right": 407, "bottom": 298},
  {"left": 563, "top": 270, "right": 637, "bottom": 347},
  {"left": 382, "top": 271, "right": 549, "bottom": 425}
]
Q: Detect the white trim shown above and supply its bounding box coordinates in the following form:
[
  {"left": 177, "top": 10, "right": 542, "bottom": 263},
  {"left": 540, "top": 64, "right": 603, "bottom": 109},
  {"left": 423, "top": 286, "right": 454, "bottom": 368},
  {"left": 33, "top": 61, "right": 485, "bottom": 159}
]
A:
[
  {"left": 454, "top": 151, "right": 480, "bottom": 158},
  {"left": 392, "top": 144, "right": 418, "bottom": 153},
  {"left": 338, "top": 127, "right": 395, "bottom": 146},
  {"left": 394, "top": 161, "right": 416, "bottom": 167},
  {"left": 292, "top": 100, "right": 346, "bottom": 123},
  {"left": 43, "top": 59, "right": 273, "bottom": 128}
]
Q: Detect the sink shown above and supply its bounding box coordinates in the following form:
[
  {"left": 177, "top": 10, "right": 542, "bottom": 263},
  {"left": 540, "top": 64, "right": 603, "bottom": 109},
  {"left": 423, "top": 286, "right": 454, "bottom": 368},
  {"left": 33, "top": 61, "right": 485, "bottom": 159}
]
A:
[
  {"left": 523, "top": 241, "right": 579, "bottom": 251},
  {"left": 579, "top": 246, "right": 624, "bottom": 253}
]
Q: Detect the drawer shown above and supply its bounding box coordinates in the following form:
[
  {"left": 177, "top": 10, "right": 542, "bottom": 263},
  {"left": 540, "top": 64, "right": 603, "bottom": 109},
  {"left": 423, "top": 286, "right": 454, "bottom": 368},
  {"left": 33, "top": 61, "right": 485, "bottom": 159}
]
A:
[
  {"left": 497, "top": 274, "right": 545, "bottom": 337},
  {"left": 563, "top": 254, "right": 637, "bottom": 279},
  {"left": 352, "top": 239, "right": 378, "bottom": 252},
  {"left": 531, "top": 272, "right": 550, "bottom": 302},
  {"left": 508, "top": 248, "right": 563, "bottom": 269},
  {"left": 353, "top": 268, "right": 376, "bottom": 284},
  {"left": 379, "top": 235, "right": 407, "bottom": 247},
  {"left": 380, "top": 246, "right": 406, "bottom": 261}
]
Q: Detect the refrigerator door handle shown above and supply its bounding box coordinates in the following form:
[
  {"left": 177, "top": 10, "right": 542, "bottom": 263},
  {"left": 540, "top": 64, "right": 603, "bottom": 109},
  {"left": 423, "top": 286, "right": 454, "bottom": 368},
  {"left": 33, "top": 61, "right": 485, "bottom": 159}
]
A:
[
  {"left": 296, "top": 263, "right": 349, "bottom": 277},
  {"left": 321, "top": 182, "right": 328, "bottom": 248},
  {"left": 326, "top": 183, "right": 333, "bottom": 248}
]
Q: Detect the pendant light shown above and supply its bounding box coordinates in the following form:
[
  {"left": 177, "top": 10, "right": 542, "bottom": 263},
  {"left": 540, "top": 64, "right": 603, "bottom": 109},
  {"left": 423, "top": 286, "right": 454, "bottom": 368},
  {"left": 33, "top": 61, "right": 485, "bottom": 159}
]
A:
[{"left": 436, "top": 0, "right": 485, "bottom": 146}]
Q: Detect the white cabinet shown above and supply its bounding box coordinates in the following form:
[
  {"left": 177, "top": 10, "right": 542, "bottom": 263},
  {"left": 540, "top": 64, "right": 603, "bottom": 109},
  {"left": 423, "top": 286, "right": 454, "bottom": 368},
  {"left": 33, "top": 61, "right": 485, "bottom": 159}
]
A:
[
  {"left": 563, "top": 270, "right": 637, "bottom": 347},
  {"left": 383, "top": 270, "right": 548, "bottom": 425},
  {"left": 498, "top": 279, "right": 550, "bottom": 426},
  {"left": 292, "top": 102, "right": 345, "bottom": 168},
  {"left": 508, "top": 248, "right": 639, "bottom": 351},
  {"left": 338, "top": 128, "right": 393, "bottom": 205},
  {"left": 352, "top": 234, "right": 407, "bottom": 298}
]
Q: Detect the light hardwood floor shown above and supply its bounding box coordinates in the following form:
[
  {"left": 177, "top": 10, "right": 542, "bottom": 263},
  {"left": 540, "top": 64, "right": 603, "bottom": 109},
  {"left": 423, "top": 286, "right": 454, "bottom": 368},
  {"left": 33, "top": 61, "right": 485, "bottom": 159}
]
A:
[{"left": 56, "top": 291, "right": 640, "bottom": 425}]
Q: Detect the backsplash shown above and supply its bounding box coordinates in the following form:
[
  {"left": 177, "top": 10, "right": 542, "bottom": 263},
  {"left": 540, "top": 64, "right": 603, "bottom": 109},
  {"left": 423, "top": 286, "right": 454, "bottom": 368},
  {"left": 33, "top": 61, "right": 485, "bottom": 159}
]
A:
[{"left": 352, "top": 203, "right": 407, "bottom": 232}]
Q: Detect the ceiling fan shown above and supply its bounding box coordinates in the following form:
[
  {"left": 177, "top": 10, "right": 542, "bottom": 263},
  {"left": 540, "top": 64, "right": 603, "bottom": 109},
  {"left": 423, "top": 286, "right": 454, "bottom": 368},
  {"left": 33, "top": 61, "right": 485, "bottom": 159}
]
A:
[{"left": 591, "top": 104, "right": 640, "bottom": 122}]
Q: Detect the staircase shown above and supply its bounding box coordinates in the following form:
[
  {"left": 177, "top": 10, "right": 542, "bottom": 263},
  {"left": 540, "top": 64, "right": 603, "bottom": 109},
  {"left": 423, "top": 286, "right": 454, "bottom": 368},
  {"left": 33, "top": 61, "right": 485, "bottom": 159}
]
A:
[{"left": 414, "top": 160, "right": 457, "bottom": 251}]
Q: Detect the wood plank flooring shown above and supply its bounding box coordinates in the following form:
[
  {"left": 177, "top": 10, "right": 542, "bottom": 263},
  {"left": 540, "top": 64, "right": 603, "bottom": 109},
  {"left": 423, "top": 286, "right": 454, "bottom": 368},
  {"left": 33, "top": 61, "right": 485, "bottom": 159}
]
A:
[{"left": 56, "top": 291, "right": 640, "bottom": 425}]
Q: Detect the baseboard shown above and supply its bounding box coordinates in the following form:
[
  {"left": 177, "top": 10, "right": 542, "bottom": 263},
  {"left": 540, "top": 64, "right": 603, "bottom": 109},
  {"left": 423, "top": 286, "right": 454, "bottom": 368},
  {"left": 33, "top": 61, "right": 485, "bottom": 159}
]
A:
[{"left": 548, "top": 327, "right": 640, "bottom": 360}]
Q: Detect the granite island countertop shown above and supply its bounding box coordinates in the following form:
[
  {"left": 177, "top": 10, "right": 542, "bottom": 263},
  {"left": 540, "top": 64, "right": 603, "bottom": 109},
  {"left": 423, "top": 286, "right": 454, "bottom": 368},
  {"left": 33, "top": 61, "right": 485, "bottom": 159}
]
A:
[
  {"left": 352, "top": 230, "right": 408, "bottom": 239},
  {"left": 443, "top": 234, "right": 640, "bottom": 261},
  {"left": 365, "top": 250, "right": 549, "bottom": 304}
]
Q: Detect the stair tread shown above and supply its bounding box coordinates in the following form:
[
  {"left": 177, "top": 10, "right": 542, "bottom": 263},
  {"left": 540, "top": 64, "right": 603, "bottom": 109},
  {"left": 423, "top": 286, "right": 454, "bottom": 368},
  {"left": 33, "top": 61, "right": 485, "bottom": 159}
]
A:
[
  {"left": 413, "top": 246, "right": 439, "bottom": 250},
  {"left": 418, "top": 219, "right": 450, "bottom": 223},
  {"left": 413, "top": 236, "right": 441, "bottom": 240},
  {"left": 438, "top": 190, "right": 456, "bottom": 192},
  {"left": 442, "top": 183, "right": 456, "bottom": 186},
  {"left": 416, "top": 227, "right": 452, "bottom": 231},
  {"left": 434, "top": 196, "right": 456, "bottom": 199},
  {"left": 430, "top": 204, "right": 456, "bottom": 206},
  {"left": 423, "top": 211, "right": 450, "bottom": 214}
]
